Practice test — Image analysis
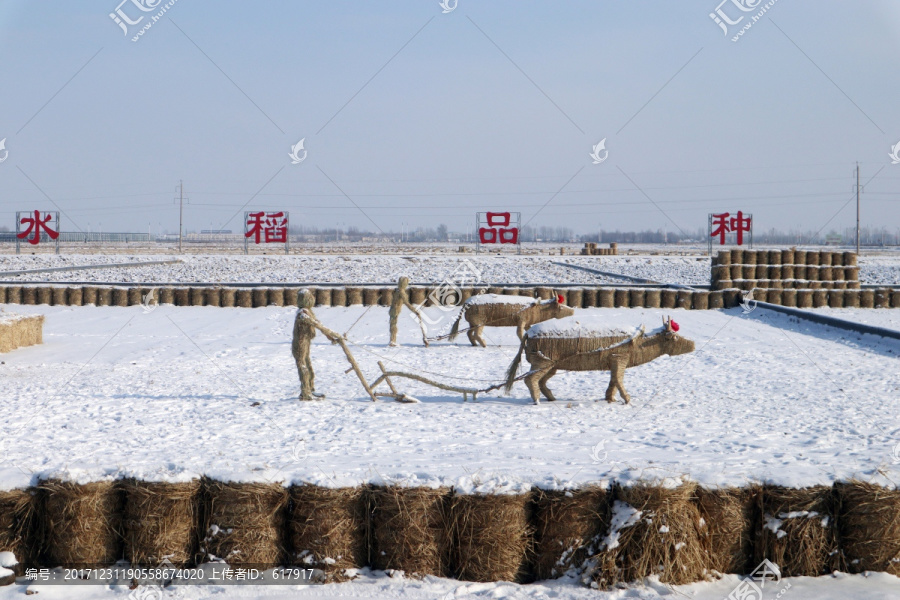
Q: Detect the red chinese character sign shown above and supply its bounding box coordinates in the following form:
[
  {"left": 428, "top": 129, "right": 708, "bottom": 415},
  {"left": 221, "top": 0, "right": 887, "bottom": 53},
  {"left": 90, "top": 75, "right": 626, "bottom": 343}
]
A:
[
  {"left": 244, "top": 211, "right": 290, "bottom": 254},
  {"left": 708, "top": 211, "right": 752, "bottom": 254},
  {"left": 476, "top": 211, "right": 521, "bottom": 254},
  {"left": 15, "top": 210, "right": 60, "bottom": 254}
]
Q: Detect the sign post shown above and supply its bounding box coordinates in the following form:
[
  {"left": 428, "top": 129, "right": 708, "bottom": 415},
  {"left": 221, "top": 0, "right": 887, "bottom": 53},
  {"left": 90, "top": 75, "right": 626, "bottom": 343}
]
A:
[
  {"left": 244, "top": 211, "right": 290, "bottom": 255},
  {"left": 475, "top": 211, "right": 521, "bottom": 255},
  {"left": 15, "top": 210, "right": 60, "bottom": 254}
]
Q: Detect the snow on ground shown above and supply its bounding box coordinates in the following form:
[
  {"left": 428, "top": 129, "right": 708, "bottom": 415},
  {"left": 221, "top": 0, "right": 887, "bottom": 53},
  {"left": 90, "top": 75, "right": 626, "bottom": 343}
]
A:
[
  {"left": 1, "top": 303, "right": 899, "bottom": 493},
  {"left": 1, "top": 570, "right": 898, "bottom": 600}
]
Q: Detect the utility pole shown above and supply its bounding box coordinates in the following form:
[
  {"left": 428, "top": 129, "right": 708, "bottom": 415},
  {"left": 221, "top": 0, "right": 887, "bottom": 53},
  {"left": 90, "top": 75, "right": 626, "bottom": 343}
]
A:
[
  {"left": 175, "top": 180, "right": 186, "bottom": 253},
  {"left": 855, "top": 163, "right": 860, "bottom": 256}
]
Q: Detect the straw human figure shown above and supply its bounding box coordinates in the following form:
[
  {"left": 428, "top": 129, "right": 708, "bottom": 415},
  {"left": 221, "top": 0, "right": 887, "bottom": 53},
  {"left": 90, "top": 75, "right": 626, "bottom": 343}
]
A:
[
  {"left": 292, "top": 289, "right": 332, "bottom": 400},
  {"left": 389, "top": 276, "right": 429, "bottom": 347}
]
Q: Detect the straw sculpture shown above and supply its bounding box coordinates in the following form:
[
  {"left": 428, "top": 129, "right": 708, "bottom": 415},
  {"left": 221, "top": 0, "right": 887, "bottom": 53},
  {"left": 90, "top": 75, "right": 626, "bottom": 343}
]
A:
[{"left": 449, "top": 294, "right": 574, "bottom": 347}]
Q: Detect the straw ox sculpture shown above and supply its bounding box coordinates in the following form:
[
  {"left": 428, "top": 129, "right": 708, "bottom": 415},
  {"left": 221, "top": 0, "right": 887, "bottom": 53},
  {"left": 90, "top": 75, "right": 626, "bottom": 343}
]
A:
[
  {"left": 448, "top": 293, "right": 575, "bottom": 347},
  {"left": 505, "top": 316, "right": 695, "bottom": 404}
]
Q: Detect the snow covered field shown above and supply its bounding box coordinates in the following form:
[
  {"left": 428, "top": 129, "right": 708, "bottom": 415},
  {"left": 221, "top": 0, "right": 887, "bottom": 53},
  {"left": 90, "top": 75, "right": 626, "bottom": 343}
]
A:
[
  {"left": 2, "top": 250, "right": 899, "bottom": 286},
  {"left": 1, "top": 303, "right": 899, "bottom": 493}
]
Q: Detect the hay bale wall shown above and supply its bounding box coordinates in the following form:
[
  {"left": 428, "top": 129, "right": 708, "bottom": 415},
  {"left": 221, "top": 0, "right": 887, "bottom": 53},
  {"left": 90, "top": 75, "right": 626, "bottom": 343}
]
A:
[
  {"left": 201, "top": 480, "right": 287, "bottom": 567},
  {"left": 0, "top": 314, "right": 44, "bottom": 353},
  {"left": 122, "top": 480, "right": 199, "bottom": 567},
  {"left": 370, "top": 487, "right": 450, "bottom": 576},
  {"left": 451, "top": 493, "right": 531, "bottom": 583}
]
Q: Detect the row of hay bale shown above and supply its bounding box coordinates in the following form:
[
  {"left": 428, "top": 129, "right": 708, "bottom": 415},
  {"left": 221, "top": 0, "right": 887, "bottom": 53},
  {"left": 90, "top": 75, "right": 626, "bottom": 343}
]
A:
[
  {"left": 581, "top": 242, "right": 618, "bottom": 256},
  {"left": 1, "top": 479, "right": 899, "bottom": 585},
  {"left": 713, "top": 248, "right": 858, "bottom": 267},
  {"left": 742, "top": 287, "right": 900, "bottom": 309},
  {"left": 712, "top": 266, "right": 861, "bottom": 288}
]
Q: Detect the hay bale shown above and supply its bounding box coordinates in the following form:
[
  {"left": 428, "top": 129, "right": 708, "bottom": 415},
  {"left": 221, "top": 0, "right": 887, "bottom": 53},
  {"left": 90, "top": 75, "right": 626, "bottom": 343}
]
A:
[
  {"left": 268, "top": 288, "right": 285, "bottom": 307},
  {"left": 742, "top": 266, "right": 757, "bottom": 280},
  {"left": 676, "top": 290, "right": 692, "bottom": 310},
  {"left": 812, "top": 290, "right": 828, "bottom": 308},
  {"left": 781, "top": 264, "right": 794, "bottom": 280},
  {"left": 835, "top": 481, "right": 900, "bottom": 575},
  {"left": 708, "top": 291, "right": 724, "bottom": 309},
  {"left": 754, "top": 264, "right": 767, "bottom": 280},
  {"left": 766, "top": 289, "right": 783, "bottom": 305},
  {"left": 405, "top": 287, "right": 424, "bottom": 307},
  {"left": 827, "top": 290, "right": 844, "bottom": 309},
  {"left": 782, "top": 289, "right": 797, "bottom": 308},
  {"left": 190, "top": 287, "right": 205, "bottom": 306},
  {"left": 289, "top": 485, "right": 366, "bottom": 577},
  {"left": 740, "top": 280, "right": 755, "bottom": 292},
  {"left": 661, "top": 289, "right": 677, "bottom": 309},
  {"left": 283, "top": 288, "right": 299, "bottom": 307},
  {"left": 692, "top": 291, "right": 709, "bottom": 310},
  {"left": 567, "top": 289, "right": 583, "bottom": 308},
  {"left": 848, "top": 280, "right": 861, "bottom": 290},
  {"left": 833, "top": 281, "right": 847, "bottom": 290},
  {"left": 110, "top": 288, "right": 127, "bottom": 307},
  {"left": 614, "top": 289, "right": 629, "bottom": 308},
  {"left": 174, "top": 287, "right": 190, "bottom": 306},
  {"left": 715, "top": 251, "right": 731, "bottom": 266},
  {"left": 218, "top": 288, "right": 236, "bottom": 307},
  {"left": 32, "top": 287, "right": 49, "bottom": 306},
  {"left": 0, "top": 287, "right": 5, "bottom": 305},
  {"left": 729, "top": 265, "right": 742, "bottom": 281},
  {"left": 363, "top": 288, "right": 380, "bottom": 306},
  {"left": 532, "top": 487, "right": 608, "bottom": 581},
  {"left": 711, "top": 265, "right": 730, "bottom": 285},
  {"left": 845, "top": 266, "right": 860, "bottom": 282},
  {"left": 765, "top": 250, "right": 779, "bottom": 265},
  {"left": 645, "top": 289, "right": 662, "bottom": 308},
  {"left": 594, "top": 483, "right": 706, "bottom": 587},
  {"left": 331, "top": 288, "right": 347, "bottom": 307},
  {"left": 380, "top": 288, "right": 393, "bottom": 306},
  {"left": 807, "top": 266, "right": 820, "bottom": 282},
  {"left": 370, "top": 486, "right": 450, "bottom": 576},
  {"left": 844, "top": 290, "right": 861, "bottom": 308},
  {"left": 97, "top": 287, "right": 113, "bottom": 307},
  {"left": 767, "top": 266, "right": 782, "bottom": 280},
  {"left": 843, "top": 252, "right": 858, "bottom": 267},
  {"left": 40, "top": 480, "right": 124, "bottom": 566},
  {"left": 66, "top": 286, "right": 83, "bottom": 307},
  {"left": 730, "top": 248, "right": 743, "bottom": 264},
  {"left": 315, "top": 288, "right": 332, "bottom": 307},
  {"left": 860, "top": 289, "right": 875, "bottom": 309},
  {"left": 793, "top": 265, "right": 807, "bottom": 280},
  {"left": 5, "top": 286, "right": 22, "bottom": 304},
  {"left": 347, "top": 287, "right": 364, "bottom": 306},
  {"left": 696, "top": 486, "right": 758, "bottom": 574},
  {"left": 50, "top": 287, "right": 66, "bottom": 306},
  {"left": 742, "top": 250, "right": 757, "bottom": 265},
  {"left": 0, "top": 489, "right": 34, "bottom": 568},
  {"left": 722, "top": 289, "right": 742, "bottom": 309},
  {"left": 629, "top": 289, "right": 645, "bottom": 309},
  {"left": 158, "top": 287, "right": 174, "bottom": 305},
  {"left": 781, "top": 249, "right": 795, "bottom": 265},
  {"left": 874, "top": 288, "right": 891, "bottom": 309},
  {"left": 535, "top": 287, "right": 552, "bottom": 300},
  {"left": 794, "top": 250, "right": 807, "bottom": 265},
  {"left": 234, "top": 289, "right": 252, "bottom": 308},
  {"left": 201, "top": 480, "right": 288, "bottom": 568},
  {"left": 252, "top": 288, "right": 268, "bottom": 308},
  {"left": 205, "top": 287, "right": 222, "bottom": 307},
  {"left": 583, "top": 288, "right": 598, "bottom": 308},
  {"left": 806, "top": 251, "right": 820, "bottom": 266},
  {"left": 122, "top": 480, "right": 199, "bottom": 567},
  {"left": 754, "top": 485, "right": 840, "bottom": 576},
  {"left": 451, "top": 493, "right": 531, "bottom": 583},
  {"left": 599, "top": 289, "right": 615, "bottom": 308},
  {"left": 893, "top": 290, "right": 900, "bottom": 309},
  {"left": 79, "top": 286, "right": 96, "bottom": 306},
  {"left": 820, "top": 266, "right": 834, "bottom": 282}
]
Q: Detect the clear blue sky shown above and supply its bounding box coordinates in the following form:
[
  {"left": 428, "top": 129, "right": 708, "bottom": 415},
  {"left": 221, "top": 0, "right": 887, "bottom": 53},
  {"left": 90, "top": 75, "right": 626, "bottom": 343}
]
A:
[{"left": 1, "top": 0, "right": 898, "bottom": 236}]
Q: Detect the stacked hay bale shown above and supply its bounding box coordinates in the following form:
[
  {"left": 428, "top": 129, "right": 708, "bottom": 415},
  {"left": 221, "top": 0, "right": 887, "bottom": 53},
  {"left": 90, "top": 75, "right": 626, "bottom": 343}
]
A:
[
  {"left": 754, "top": 485, "right": 840, "bottom": 576},
  {"left": 122, "top": 480, "right": 199, "bottom": 567},
  {"left": 532, "top": 487, "right": 608, "bottom": 581},
  {"left": 450, "top": 493, "right": 531, "bottom": 582},
  {"left": 592, "top": 483, "right": 707, "bottom": 587},
  {"left": 370, "top": 486, "right": 450, "bottom": 576},
  {"left": 200, "top": 480, "right": 288, "bottom": 567},
  {"left": 289, "top": 485, "right": 366, "bottom": 579}
]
